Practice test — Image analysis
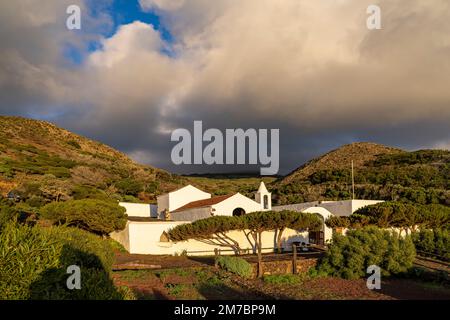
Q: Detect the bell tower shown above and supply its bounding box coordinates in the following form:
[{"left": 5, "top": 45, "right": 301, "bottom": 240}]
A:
[{"left": 255, "top": 181, "right": 271, "bottom": 210}]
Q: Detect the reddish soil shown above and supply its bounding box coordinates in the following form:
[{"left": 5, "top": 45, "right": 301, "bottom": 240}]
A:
[
  {"left": 113, "top": 251, "right": 322, "bottom": 270},
  {"left": 113, "top": 252, "right": 214, "bottom": 270},
  {"left": 113, "top": 252, "right": 450, "bottom": 300}
]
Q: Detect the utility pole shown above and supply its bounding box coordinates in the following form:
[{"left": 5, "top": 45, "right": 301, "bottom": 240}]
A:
[{"left": 351, "top": 160, "right": 355, "bottom": 200}]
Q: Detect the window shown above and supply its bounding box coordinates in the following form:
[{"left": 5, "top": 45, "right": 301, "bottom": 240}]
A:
[
  {"left": 263, "top": 195, "right": 269, "bottom": 209},
  {"left": 232, "top": 207, "right": 246, "bottom": 216}
]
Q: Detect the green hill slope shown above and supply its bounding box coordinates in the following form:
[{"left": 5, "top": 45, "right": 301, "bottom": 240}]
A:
[
  {"left": 0, "top": 116, "right": 185, "bottom": 207},
  {"left": 272, "top": 142, "right": 449, "bottom": 206},
  {"left": 1, "top": 117, "right": 447, "bottom": 209}
]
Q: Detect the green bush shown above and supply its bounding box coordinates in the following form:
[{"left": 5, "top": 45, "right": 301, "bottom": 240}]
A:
[
  {"left": 412, "top": 229, "right": 450, "bottom": 261},
  {"left": 71, "top": 185, "right": 110, "bottom": 201},
  {"left": 25, "top": 195, "right": 47, "bottom": 208},
  {"left": 0, "top": 222, "right": 126, "bottom": 300},
  {"left": 216, "top": 256, "right": 252, "bottom": 278},
  {"left": 46, "top": 167, "right": 71, "bottom": 178},
  {"left": 40, "top": 199, "right": 127, "bottom": 236},
  {"left": 115, "top": 178, "right": 143, "bottom": 196},
  {"left": 263, "top": 274, "right": 301, "bottom": 284},
  {"left": 316, "top": 226, "right": 416, "bottom": 279},
  {"left": 307, "top": 267, "right": 329, "bottom": 278}
]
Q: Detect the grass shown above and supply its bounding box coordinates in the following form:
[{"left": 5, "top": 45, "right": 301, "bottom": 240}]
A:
[
  {"left": 155, "top": 268, "right": 192, "bottom": 281},
  {"left": 263, "top": 274, "right": 302, "bottom": 285},
  {"left": 165, "top": 283, "right": 188, "bottom": 297}
]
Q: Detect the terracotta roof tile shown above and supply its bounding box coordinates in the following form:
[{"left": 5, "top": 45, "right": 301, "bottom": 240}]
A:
[{"left": 172, "top": 194, "right": 235, "bottom": 213}]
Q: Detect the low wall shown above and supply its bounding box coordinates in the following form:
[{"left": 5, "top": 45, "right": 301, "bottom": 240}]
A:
[{"left": 249, "top": 258, "right": 318, "bottom": 276}]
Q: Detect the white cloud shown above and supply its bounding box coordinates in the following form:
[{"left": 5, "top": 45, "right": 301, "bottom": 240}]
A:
[{"left": 89, "top": 21, "right": 164, "bottom": 68}]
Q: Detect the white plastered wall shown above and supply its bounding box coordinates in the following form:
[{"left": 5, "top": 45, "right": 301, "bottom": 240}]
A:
[
  {"left": 212, "top": 193, "right": 263, "bottom": 216},
  {"left": 119, "top": 202, "right": 151, "bottom": 217},
  {"left": 110, "top": 220, "right": 309, "bottom": 255},
  {"left": 157, "top": 185, "right": 211, "bottom": 216}
]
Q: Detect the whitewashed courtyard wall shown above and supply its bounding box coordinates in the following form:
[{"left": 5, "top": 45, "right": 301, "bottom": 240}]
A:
[{"left": 111, "top": 221, "right": 309, "bottom": 255}]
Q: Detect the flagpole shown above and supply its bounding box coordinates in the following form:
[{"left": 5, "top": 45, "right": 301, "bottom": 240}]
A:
[{"left": 351, "top": 160, "right": 355, "bottom": 200}]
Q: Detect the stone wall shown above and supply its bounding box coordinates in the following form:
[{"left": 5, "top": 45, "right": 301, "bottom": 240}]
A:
[{"left": 250, "top": 257, "right": 318, "bottom": 276}]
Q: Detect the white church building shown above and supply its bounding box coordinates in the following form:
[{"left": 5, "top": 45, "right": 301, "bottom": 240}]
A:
[{"left": 111, "top": 182, "right": 382, "bottom": 255}]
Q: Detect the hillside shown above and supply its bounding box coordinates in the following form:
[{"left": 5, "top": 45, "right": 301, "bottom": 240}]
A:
[
  {"left": 272, "top": 142, "right": 449, "bottom": 206},
  {"left": 0, "top": 116, "right": 185, "bottom": 206},
  {"left": 1, "top": 117, "right": 448, "bottom": 210}
]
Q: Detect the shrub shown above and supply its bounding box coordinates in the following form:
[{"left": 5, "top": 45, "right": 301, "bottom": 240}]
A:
[
  {"left": 316, "top": 226, "right": 416, "bottom": 279},
  {"left": 216, "top": 256, "right": 252, "bottom": 278},
  {"left": 0, "top": 222, "right": 125, "bottom": 300},
  {"left": 26, "top": 195, "right": 47, "bottom": 208},
  {"left": 115, "top": 178, "right": 143, "bottom": 196},
  {"left": 71, "top": 185, "right": 110, "bottom": 201},
  {"left": 338, "top": 202, "right": 450, "bottom": 230},
  {"left": 122, "top": 195, "right": 140, "bottom": 203},
  {"left": 307, "top": 267, "right": 329, "bottom": 278},
  {"left": 46, "top": 167, "right": 71, "bottom": 178},
  {"left": 40, "top": 199, "right": 127, "bottom": 236},
  {"left": 412, "top": 229, "right": 450, "bottom": 261},
  {"left": 263, "top": 274, "right": 301, "bottom": 285}
]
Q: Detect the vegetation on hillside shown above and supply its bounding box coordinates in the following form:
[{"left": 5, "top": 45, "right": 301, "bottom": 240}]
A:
[
  {"left": 325, "top": 201, "right": 450, "bottom": 231},
  {"left": 272, "top": 143, "right": 449, "bottom": 205},
  {"left": 0, "top": 116, "right": 185, "bottom": 208}
]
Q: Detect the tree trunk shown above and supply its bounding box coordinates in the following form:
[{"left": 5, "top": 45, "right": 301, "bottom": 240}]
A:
[
  {"left": 257, "top": 231, "right": 263, "bottom": 278},
  {"left": 277, "top": 228, "right": 285, "bottom": 254}
]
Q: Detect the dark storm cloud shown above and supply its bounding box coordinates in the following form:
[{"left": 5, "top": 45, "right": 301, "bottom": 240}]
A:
[{"left": 0, "top": 0, "right": 449, "bottom": 175}]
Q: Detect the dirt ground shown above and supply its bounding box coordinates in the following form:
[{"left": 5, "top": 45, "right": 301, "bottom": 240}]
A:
[
  {"left": 113, "top": 251, "right": 321, "bottom": 270},
  {"left": 112, "top": 266, "right": 450, "bottom": 300},
  {"left": 112, "top": 251, "right": 450, "bottom": 300}
]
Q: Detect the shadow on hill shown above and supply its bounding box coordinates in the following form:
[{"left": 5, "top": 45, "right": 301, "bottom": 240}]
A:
[{"left": 29, "top": 244, "right": 124, "bottom": 300}]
